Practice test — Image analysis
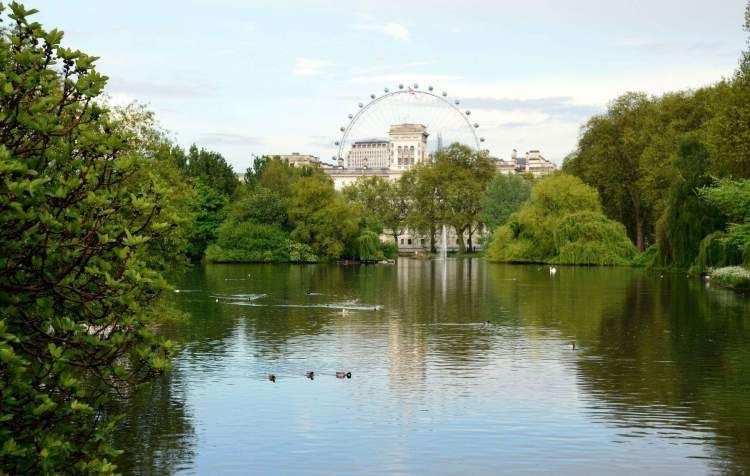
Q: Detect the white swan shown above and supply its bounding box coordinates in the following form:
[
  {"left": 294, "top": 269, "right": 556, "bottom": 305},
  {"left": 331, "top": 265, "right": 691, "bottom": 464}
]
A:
[{"left": 549, "top": 266, "right": 557, "bottom": 276}]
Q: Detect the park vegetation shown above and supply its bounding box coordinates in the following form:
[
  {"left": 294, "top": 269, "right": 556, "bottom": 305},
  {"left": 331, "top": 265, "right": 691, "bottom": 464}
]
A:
[
  {"left": 0, "top": 4, "right": 191, "bottom": 472},
  {"left": 560, "top": 2, "right": 750, "bottom": 280}
]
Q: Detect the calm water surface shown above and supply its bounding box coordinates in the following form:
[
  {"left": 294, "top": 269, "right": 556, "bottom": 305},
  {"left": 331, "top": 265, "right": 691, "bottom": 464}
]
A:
[{"left": 116, "top": 260, "right": 750, "bottom": 475}]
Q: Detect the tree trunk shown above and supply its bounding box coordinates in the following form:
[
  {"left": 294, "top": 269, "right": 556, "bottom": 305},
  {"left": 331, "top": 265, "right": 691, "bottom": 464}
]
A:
[
  {"left": 630, "top": 189, "right": 646, "bottom": 252},
  {"left": 429, "top": 224, "right": 436, "bottom": 253},
  {"left": 636, "top": 216, "right": 645, "bottom": 252},
  {"left": 456, "top": 226, "right": 466, "bottom": 253},
  {"left": 467, "top": 227, "right": 474, "bottom": 253}
]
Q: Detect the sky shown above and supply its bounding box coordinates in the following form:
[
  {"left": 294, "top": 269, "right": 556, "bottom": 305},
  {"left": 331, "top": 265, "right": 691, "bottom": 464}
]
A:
[{"left": 28, "top": 0, "right": 749, "bottom": 170}]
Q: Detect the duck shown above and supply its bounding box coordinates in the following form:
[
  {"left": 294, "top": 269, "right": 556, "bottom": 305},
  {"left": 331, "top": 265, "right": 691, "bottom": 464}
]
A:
[
  {"left": 305, "top": 371, "right": 315, "bottom": 380},
  {"left": 549, "top": 266, "right": 557, "bottom": 276},
  {"left": 335, "top": 371, "right": 352, "bottom": 379},
  {"left": 341, "top": 308, "right": 349, "bottom": 317},
  {"left": 268, "top": 374, "right": 276, "bottom": 383},
  {"left": 482, "top": 320, "right": 491, "bottom": 328},
  {"left": 569, "top": 342, "right": 576, "bottom": 351}
]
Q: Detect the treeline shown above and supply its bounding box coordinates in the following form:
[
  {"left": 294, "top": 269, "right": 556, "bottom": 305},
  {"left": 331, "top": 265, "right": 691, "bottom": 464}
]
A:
[
  {"left": 562, "top": 4, "right": 750, "bottom": 278},
  {"left": 189, "top": 143, "right": 500, "bottom": 264}
]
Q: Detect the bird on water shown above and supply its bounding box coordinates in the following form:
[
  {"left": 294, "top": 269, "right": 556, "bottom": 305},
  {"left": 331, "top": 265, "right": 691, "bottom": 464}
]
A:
[
  {"left": 268, "top": 374, "right": 276, "bottom": 383},
  {"left": 336, "top": 371, "right": 352, "bottom": 379},
  {"left": 306, "top": 371, "right": 315, "bottom": 380},
  {"left": 549, "top": 266, "right": 557, "bottom": 276}
]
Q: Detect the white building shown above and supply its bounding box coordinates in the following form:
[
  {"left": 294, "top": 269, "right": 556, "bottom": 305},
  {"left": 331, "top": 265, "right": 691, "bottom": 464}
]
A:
[
  {"left": 389, "top": 124, "right": 429, "bottom": 169},
  {"left": 491, "top": 149, "right": 557, "bottom": 177},
  {"left": 347, "top": 139, "right": 389, "bottom": 168},
  {"left": 328, "top": 123, "right": 430, "bottom": 190},
  {"left": 277, "top": 152, "right": 322, "bottom": 168}
]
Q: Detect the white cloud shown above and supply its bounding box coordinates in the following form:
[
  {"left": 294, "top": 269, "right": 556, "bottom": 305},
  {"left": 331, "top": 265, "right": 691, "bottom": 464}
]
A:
[
  {"left": 353, "top": 22, "right": 410, "bottom": 40},
  {"left": 292, "top": 57, "right": 330, "bottom": 76}
]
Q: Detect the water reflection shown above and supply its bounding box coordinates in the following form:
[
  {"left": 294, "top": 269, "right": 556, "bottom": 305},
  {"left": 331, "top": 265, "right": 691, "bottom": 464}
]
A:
[{"left": 118, "top": 261, "right": 750, "bottom": 474}]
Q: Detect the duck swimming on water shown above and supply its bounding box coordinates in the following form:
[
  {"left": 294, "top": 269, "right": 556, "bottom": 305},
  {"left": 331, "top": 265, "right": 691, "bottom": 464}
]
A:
[
  {"left": 305, "top": 371, "right": 315, "bottom": 380},
  {"left": 336, "top": 371, "right": 352, "bottom": 379},
  {"left": 268, "top": 374, "right": 276, "bottom": 383}
]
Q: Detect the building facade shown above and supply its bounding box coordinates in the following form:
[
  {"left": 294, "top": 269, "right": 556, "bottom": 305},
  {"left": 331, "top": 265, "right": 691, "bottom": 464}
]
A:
[
  {"left": 346, "top": 139, "right": 389, "bottom": 168},
  {"left": 277, "top": 152, "right": 322, "bottom": 168},
  {"left": 492, "top": 149, "right": 557, "bottom": 176}
]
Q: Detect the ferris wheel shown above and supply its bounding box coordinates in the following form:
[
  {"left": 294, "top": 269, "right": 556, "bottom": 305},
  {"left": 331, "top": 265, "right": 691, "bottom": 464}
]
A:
[{"left": 333, "top": 84, "right": 484, "bottom": 163}]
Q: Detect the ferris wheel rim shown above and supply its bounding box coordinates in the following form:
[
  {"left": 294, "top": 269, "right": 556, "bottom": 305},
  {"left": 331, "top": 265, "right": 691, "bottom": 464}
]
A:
[{"left": 336, "top": 88, "right": 480, "bottom": 161}]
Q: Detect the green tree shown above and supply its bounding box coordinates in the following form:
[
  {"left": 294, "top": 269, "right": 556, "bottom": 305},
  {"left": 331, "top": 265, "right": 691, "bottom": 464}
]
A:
[
  {"left": 288, "top": 174, "right": 359, "bottom": 258},
  {"left": 480, "top": 173, "right": 532, "bottom": 232},
  {"left": 185, "top": 181, "right": 228, "bottom": 260},
  {"left": 229, "top": 186, "right": 288, "bottom": 228},
  {"left": 181, "top": 144, "right": 238, "bottom": 197},
  {"left": 205, "top": 221, "right": 293, "bottom": 263},
  {"left": 655, "top": 137, "right": 726, "bottom": 269},
  {"left": 432, "top": 144, "right": 496, "bottom": 252},
  {"left": 402, "top": 164, "right": 443, "bottom": 252},
  {"left": 486, "top": 174, "right": 636, "bottom": 265},
  {"left": 0, "top": 4, "right": 186, "bottom": 472},
  {"left": 344, "top": 176, "right": 408, "bottom": 245}
]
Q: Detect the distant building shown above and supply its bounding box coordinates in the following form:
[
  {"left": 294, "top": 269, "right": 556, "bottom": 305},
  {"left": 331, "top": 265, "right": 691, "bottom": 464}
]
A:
[
  {"left": 277, "top": 152, "right": 321, "bottom": 168},
  {"left": 346, "top": 139, "right": 389, "bottom": 169},
  {"left": 328, "top": 123, "right": 430, "bottom": 190},
  {"left": 491, "top": 149, "right": 557, "bottom": 177},
  {"left": 389, "top": 123, "right": 429, "bottom": 169}
]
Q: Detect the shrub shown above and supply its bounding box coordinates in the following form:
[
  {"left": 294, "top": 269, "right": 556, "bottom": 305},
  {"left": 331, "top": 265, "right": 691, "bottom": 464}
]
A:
[
  {"left": 486, "top": 174, "right": 634, "bottom": 265},
  {"left": 711, "top": 266, "right": 750, "bottom": 291},
  {"left": 205, "top": 221, "right": 290, "bottom": 263},
  {"left": 553, "top": 211, "right": 638, "bottom": 265}
]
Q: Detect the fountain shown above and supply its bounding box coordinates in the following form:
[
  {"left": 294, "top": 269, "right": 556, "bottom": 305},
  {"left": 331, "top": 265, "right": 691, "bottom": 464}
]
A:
[{"left": 440, "top": 224, "right": 448, "bottom": 260}]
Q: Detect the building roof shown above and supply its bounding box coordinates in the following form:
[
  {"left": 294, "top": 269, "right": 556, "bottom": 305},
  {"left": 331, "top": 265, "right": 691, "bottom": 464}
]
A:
[{"left": 353, "top": 138, "right": 389, "bottom": 145}]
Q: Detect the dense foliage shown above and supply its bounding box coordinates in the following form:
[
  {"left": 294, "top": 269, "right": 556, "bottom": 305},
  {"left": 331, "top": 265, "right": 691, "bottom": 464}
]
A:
[
  {"left": 401, "top": 144, "right": 495, "bottom": 252},
  {"left": 480, "top": 173, "right": 532, "bottom": 232},
  {"left": 0, "top": 4, "right": 189, "bottom": 472},
  {"left": 486, "top": 174, "right": 637, "bottom": 265},
  {"left": 563, "top": 3, "right": 750, "bottom": 274}
]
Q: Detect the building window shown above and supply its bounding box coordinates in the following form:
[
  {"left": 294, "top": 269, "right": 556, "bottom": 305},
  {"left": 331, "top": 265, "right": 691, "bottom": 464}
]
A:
[
  {"left": 408, "top": 239, "right": 412, "bottom": 245},
  {"left": 400, "top": 239, "right": 404, "bottom": 245}
]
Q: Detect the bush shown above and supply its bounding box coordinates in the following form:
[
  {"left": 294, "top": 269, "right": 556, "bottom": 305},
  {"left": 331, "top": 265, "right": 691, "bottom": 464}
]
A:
[
  {"left": 553, "top": 211, "right": 638, "bottom": 265},
  {"left": 353, "top": 230, "right": 386, "bottom": 262},
  {"left": 694, "top": 224, "right": 750, "bottom": 272},
  {"left": 205, "top": 221, "right": 291, "bottom": 263},
  {"left": 631, "top": 244, "right": 659, "bottom": 267},
  {"left": 486, "top": 174, "right": 635, "bottom": 265},
  {"left": 381, "top": 241, "right": 399, "bottom": 260},
  {"left": 711, "top": 266, "right": 750, "bottom": 291},
  {"left": 288, "top": 242, "right": 319, "bottom": 263}
]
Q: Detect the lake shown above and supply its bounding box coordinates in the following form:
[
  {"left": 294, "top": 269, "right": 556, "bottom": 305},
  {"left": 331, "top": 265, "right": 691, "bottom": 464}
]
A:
[{"left": 115, "top": 260, "right": 750, "bottom": 475}]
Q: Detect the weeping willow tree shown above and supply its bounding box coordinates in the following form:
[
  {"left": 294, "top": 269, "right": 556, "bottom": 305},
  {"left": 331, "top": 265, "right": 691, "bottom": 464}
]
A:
[
  {"left": 694, "top": 179, "right": 750, "bottom": 271},
  {"left": 486, "top": 174, "right": 637, "bottom": 265},
  {"left": 654, "top": 137, "right": 726, "bottom": 269}
]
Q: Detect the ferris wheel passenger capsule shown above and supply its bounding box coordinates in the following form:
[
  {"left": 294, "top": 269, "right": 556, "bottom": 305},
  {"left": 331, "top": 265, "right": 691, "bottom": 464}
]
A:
[
  {"left": 474, "top": 123, "right": 479, "bottom": 128},
  {"left": 384, "top": 87, "right": 390, "bottom": 93},
  {"left": 428, "top": 86, "right": 434, "bottom": 91},
  {"left": 348, "top": 114, "right": 353, "bottom": 119},
  {"left": 370, "top": 93, "right": 376, "bottom": 99},
  {"left": 454, "top": 99, "right": 460, "bottom": 105},
  {"left": 334, "top": 141, "right": 340, "bottom": 146},
  {"left": 399, "top": 84, "right": 404, "bottom": 89},
  {"left": 480, "top": 137, "right": 485, "bottom": 142},
  {"left": 413, "top": 83, "right": 419, "bottom": 89},
  {"left": 358, "top": 102, "right": 363, "bottom": 108},
  {"left": 465, "top": 110, "right": 471, "bottom": 115},
  {"left": 442, "top": 91, "right": 448, "bottom": 96},
  {"left": 340, "top": 127, "right": 345, "bottom": 132}
]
